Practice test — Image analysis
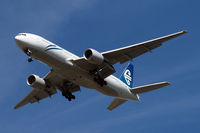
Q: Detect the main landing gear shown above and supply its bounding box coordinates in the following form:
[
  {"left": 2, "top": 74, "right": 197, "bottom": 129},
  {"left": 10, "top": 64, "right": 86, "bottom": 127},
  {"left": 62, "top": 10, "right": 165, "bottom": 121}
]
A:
[
  {"left": 62, "top": 89, "right": 75, "bottom": 101},
  {"left": 61, "top": 85, "right": 75, "bottom": 101},
  {"left": 91, "top": 63, "right": 115, "bottom": 87},
  {"left": 94, "top": 74, "right": 107, "bottom": 87}
]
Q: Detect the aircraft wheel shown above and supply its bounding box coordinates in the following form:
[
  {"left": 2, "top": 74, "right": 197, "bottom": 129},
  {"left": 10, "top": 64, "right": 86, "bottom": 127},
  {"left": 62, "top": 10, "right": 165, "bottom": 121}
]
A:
[
  {"left": 28, "top": 57, "right": 33, "bottom": 62},
  {"left": 68, "top": 97, "right": 71, "bottom": 101},
  {"left": 71, "top": 95, "right": 75, "bottom": 99}
]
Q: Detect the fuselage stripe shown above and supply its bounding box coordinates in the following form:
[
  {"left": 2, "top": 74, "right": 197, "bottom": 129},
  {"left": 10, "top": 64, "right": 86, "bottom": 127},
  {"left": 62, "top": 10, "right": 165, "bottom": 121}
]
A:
[{"left": 46, "top": 44, "right": 57, "bottom": 48}]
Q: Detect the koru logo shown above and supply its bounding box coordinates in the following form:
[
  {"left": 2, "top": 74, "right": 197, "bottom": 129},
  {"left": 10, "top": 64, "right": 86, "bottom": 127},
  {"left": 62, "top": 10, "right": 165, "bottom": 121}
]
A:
[{"left": 124, "top": 69, "right": 132, "bottom": 85}]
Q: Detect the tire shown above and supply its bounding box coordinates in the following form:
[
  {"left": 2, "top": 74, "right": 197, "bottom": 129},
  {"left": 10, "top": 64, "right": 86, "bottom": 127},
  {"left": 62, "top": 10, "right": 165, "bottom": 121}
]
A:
[
  {"left": 71, "top": 95, "right": 75, "bottom": 99},
  {"left": 68, "top": 98, "right": 71, "bottom": 101}
]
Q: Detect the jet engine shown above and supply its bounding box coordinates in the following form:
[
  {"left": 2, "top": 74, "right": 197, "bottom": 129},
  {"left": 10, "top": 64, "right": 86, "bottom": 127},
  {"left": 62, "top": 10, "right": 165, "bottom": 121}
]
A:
[
  {"left": 27, "top": 74, "right": 46, "bottom": 89},
  {"left": 84, "top": 48, "right": 104, "bottom": 65}
]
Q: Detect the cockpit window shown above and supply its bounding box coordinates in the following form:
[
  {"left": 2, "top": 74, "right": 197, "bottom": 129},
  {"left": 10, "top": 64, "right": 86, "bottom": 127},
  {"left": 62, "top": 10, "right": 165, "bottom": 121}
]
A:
[{"left": 19, "top": 33, "right": 26, "bottom": 36}]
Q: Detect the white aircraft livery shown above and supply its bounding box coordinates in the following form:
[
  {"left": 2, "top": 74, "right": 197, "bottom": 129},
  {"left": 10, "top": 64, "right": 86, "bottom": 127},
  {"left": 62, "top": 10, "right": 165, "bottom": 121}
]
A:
[{"left": 14, "top": 31, "right": 187, "bottom": 110}]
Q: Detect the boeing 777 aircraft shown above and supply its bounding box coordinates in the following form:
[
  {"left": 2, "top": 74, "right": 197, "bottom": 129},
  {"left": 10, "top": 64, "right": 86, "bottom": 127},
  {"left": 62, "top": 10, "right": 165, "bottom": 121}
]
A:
[{"left": 14, "top": 31, "right": 187, "bottom": 110}]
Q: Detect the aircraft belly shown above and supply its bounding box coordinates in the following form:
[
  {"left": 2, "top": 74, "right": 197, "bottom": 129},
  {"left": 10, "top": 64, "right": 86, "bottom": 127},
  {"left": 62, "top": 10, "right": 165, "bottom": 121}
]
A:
[{"left": 57, "top": 67, "right": 120, "bottom": 96}]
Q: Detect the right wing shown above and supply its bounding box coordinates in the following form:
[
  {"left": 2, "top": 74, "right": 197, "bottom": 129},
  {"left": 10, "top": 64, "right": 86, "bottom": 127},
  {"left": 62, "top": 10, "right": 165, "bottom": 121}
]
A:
[{"left": 14, "top": 70, "right": 80, "bottom": 109}]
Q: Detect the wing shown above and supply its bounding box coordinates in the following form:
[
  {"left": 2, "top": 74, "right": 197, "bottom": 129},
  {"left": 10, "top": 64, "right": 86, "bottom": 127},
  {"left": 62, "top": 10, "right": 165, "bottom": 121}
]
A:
[
  {"left": 103, "top": 30, "right": 187, "bottom": 64},
  {"left": 73, "top": 31, "right": 187, "bottom": 71},
  {"left": 107, "top": 98, "right": 127, "bottom": 111},
  {"left": 14, "top": 87, "right": 57, "bottom": 109},
  {"left": 14, "top": 70, "right": 80, "bottom": 109}
]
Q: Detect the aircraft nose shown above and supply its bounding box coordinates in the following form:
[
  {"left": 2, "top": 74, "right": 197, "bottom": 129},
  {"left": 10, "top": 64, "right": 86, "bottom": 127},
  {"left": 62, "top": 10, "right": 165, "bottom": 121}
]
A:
[
  {"left": 15, "top": 33, "right": 27, "bottom": 49},
  {"left": 15, "top": 35, "right": 21, "bottom": 42},
  {"left": 15, "top": 33, "right": 27, "bottom": 42}
]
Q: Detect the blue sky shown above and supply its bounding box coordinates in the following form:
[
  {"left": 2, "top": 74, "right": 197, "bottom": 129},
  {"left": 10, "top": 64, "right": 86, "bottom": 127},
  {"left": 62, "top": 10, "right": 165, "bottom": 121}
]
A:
[{"left": 0, "top": 0, "right": 199, "bottom": 132}]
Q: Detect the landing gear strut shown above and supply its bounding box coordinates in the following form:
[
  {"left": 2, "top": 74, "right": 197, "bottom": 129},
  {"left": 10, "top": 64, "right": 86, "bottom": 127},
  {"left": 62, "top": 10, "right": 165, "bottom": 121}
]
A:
[
  {"left": 24, "top": 49, "right": 33, "bottom": 62},
  {"left": 24, "top": 49, "right": 32, "bottom": 56}
]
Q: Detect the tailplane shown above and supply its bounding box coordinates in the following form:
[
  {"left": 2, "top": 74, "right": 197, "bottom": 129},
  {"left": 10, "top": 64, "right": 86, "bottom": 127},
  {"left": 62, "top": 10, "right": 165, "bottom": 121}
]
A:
[
  {"left": 107, "top": 82, "right": 170, "bottom": 111},
  {"left": 130, "top": 82, "right": 170, "bottom": 94},
  {"left": 107, "top": 98, "right": 127, "bottom": 111},
  {"left": 107, "top": 63, "right": 170, "bottom": 111}
]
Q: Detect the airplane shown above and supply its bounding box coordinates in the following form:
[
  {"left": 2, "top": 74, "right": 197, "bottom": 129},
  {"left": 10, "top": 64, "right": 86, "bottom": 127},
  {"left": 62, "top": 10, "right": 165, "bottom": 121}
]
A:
[{"left": 14, "top": 30, "right": 187, "bottom": 110}]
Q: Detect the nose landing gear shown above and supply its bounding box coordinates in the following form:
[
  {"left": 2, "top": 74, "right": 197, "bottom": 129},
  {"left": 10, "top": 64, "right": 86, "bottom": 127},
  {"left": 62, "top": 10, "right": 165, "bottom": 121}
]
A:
[
  {"left": 24, "top": 49, "right": 33, "bottom": 62},
  {"left": 24, "top": 49, "right": 32, "bottom": 56}
]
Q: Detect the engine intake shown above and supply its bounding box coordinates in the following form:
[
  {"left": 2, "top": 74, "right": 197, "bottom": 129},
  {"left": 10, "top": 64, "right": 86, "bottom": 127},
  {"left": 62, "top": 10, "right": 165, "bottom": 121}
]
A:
[
  {"left": 27, "top": 74, "right": 46, "bottom": 89},
  {"left": 84, "top": 48, "right": 104, "bottom": 65}
]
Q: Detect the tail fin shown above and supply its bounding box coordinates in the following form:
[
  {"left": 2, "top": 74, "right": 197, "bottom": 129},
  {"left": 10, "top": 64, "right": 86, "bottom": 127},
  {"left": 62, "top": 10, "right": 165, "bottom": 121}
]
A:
[{"left": 120, "top": 63, "right": 134, "bottom": 88}]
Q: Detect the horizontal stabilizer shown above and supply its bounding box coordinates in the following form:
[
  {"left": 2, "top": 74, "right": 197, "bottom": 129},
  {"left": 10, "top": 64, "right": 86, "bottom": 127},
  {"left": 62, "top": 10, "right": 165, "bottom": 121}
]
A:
[
  {"left": 130, "top": 82, "right": 170, "bottom": 94},
  {"left": 107, "top": 98, "right": 127, "bottom": 111}
]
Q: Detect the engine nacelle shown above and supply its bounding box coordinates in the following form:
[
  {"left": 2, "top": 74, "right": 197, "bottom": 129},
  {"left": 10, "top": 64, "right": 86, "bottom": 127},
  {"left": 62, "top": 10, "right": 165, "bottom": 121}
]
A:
[
  {"left": 27, "top": 74, "right": 46, "bottom": 89},
  {"left": 84, "top": 48, "right": 104, "bottom": 65}
]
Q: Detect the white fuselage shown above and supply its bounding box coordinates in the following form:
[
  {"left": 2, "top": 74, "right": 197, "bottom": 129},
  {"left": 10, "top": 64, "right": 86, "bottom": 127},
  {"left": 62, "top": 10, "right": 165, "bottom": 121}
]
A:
[{"left": 15, "top": 33, "right": 139, "bottom": 101}]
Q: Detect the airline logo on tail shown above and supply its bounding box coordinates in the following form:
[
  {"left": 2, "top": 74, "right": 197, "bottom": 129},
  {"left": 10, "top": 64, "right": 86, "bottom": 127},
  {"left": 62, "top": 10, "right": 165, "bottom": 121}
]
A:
[
  {"left": 124, "top": 69, "right": 132, "bottom": 85},
  {"left": 120, "top": 63, "right": 134, "bottom": 88}
]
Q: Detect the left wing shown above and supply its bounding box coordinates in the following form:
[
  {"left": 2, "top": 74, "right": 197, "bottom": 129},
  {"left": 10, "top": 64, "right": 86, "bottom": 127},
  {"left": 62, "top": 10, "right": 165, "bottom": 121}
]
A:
[
  {"left": 73, "top": 31, "right": 187, "bottom": 72},
  {"left": 102, "top": 30, "right": 187, "bottom": 64},
  {"left": 14, "top": 70, "right": 80, "bottom": 109}
]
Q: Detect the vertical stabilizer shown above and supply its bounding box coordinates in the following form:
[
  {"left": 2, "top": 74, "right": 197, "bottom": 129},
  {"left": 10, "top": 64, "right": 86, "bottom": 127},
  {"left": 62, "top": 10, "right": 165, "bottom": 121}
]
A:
[{"left": 120, "top": 63, "right": 134, "bottom": 88}]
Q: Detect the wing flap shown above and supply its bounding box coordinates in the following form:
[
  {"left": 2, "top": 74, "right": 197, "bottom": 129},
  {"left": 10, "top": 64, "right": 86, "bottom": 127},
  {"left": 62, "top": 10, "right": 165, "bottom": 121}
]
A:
[
  {"left": 130, "top": 82, "right": 170, "bottom": 94},
  {"left": 107, "top": 98, "right": 127, "bottom": 111},
  {"left": 118, "top": 43, "right": 162, "bottom": 64}
]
